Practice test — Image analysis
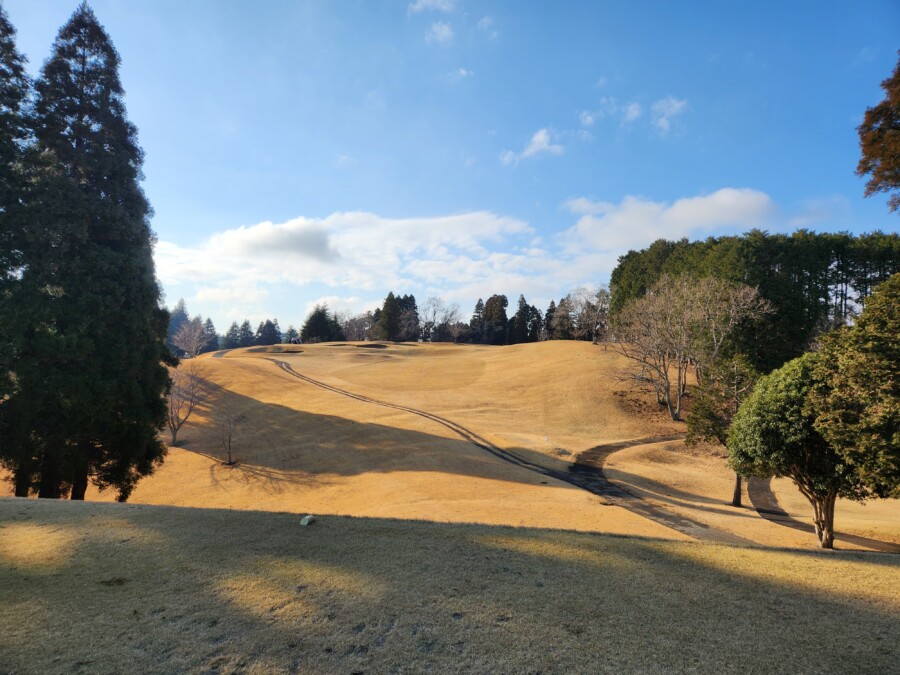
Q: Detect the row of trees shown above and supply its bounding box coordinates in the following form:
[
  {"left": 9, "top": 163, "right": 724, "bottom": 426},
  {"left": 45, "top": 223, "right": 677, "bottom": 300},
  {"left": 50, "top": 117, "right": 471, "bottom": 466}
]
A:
[
  {"left": 610, "top": 229, "right": 900, "bottom": 372},
  {"left": 0, "top": 5, "right": 171, "bottom": 500}
]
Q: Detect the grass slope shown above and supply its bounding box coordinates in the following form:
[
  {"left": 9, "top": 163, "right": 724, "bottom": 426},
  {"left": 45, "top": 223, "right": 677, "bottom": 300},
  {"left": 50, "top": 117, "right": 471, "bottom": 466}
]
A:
[{"left": 1, "top": 498, "right": 898, "bottom": 674}]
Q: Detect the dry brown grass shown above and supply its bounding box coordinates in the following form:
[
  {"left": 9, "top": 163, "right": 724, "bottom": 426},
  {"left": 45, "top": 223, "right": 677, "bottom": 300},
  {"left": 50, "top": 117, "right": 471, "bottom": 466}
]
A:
[
  {"left": 1, "top": 497, "right": 898, "bottom": 674},
  {"left": 2, "top": 341, "right": 896, "bottom": 549}
]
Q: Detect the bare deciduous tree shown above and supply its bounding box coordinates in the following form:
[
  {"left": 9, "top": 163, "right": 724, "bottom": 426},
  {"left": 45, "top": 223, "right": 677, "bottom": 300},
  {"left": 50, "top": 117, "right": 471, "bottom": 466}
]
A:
[
  {"left": 569, "top": 286, "right": 611, "bottom": 343},
  {"left": 166, "top": 361, "right": 204, "bottom": 445},
  {"left": 610, "top": 274, "right": 769, "bottom": 421},
  {"left": 216, "top": 407, "right": 246, "bottom": 465},
  {"left": 172, "top": 318, "right": 208, "bottom": 358}
]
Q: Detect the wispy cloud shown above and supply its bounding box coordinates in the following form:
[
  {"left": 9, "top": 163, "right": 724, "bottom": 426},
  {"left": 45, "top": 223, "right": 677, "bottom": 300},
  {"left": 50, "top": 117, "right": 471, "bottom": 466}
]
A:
[
  {"left": 579, "top": 97, "right": 642, "bottom": 127},
  {"left": 408, "top": 0, "right": 455, "bottom": 15},
  {"left": 500, "top": 128, "right": 564, "bottom": 166},
  {"left": 476, "top": 16, "right": 498, "bottom": 39},
  {"left": 651, "top": 96, "right": 688, "bottom": 134},
  {"left": 622, "top": 102, "right": 643, "bottom": 123},
  {"left": 426, "top": 21, "right": 454, "bottom": 45}
]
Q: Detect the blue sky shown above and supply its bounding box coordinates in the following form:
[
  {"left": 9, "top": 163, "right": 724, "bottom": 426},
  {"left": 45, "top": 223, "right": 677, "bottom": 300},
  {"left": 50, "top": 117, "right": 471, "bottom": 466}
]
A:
[{"left": 7, "top": 0, "right": 900, "bottom": 330}]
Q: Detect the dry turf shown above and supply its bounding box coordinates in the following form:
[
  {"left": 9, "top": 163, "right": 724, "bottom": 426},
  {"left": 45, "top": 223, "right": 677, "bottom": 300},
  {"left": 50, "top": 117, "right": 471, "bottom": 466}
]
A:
[
  {"left": 1, "top": 498, "right": 898, "bottom": 674},
  {"left": 1, "top": 341, "right": 899, "bottom": 672}
]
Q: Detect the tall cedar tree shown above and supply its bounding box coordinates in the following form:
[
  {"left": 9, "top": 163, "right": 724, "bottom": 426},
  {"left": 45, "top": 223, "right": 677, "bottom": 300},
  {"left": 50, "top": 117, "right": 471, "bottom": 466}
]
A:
[
  {"left": 481, "top": 294, "right": 508, "bottom": 345},
  {"left": 857, "top": 51, "right": 900, "bottom": 212},
  {"left": 0, "top": 6, "right": 32, "bottom": 495},
  {"left": 11, "top": 4, "right": 173, "bottom": 500},
  {"left": 379, "top": 292, "right": 400, "bottom": 341}
]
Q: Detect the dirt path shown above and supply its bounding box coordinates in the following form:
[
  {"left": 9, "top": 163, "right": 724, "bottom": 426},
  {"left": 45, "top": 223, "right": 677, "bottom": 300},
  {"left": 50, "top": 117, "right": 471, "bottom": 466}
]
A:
[
  {"left": 572, "top": 438, "right": 757, "bottom": 546},
  {"left": 267, "top": 357, "right": 753, "bottom": 545},
  {"left": 747, "top": 478, "right": 900, "bottom": 554}
]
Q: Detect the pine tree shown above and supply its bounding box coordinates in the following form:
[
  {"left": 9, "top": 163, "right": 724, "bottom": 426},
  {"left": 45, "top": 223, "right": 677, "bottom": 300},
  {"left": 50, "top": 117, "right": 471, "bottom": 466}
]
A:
[
  {"left": 223, "top": 321, "right": 241, "bottom": 349},
  {"left": 482, "top": 294, "right": 508, "bottom": 345},
  {"left": 469, "top": 298, "right": 484, "bottom": 343},
  {"left": 543, "top": 300, "right": 556, "bottom": 340},
  {"left": 238, "top": 319, "right": 254, "bottom": 347},
  {"left": 7, "top": 4, "right": 172, "bottom": 500},
  {"left": 283, "top": 325, "right": 299, "bottom": 344},
  {"left": 201, "top": 317, "right": 218, "bottom": 353}
]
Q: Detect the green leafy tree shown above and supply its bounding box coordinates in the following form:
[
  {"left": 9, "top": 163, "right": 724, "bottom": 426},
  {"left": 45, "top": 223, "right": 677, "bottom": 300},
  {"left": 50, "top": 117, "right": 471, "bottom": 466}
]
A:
[
  {"left": 728, "top": 354, "right": 869, "bottom": 549},
  {"left": 857, "top": 51, "right": 900, "bottom": 213},
  {"left": 809, "top": 273, "right": 900, "bottom": 497},
  {"left": 686, "top": 354, "right": 759, "bottom": 506},
  {"left": 3, "top": 4, "right": 172, "bottom": 500}
]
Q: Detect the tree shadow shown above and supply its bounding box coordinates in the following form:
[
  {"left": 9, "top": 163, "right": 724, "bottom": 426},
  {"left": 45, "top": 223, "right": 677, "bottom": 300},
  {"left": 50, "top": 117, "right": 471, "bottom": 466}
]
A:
[
  {"left": 748, "top": 478, "right": 900, "bottom": 554},
  {"left": 1, "top": 499, "right": 898, "bottom": 673}
]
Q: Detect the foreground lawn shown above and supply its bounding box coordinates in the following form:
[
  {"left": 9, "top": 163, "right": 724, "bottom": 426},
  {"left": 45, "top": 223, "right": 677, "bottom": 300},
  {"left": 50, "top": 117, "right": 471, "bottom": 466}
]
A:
[{"left": 1, "top": 498, "right": 898, "bottom": 673}]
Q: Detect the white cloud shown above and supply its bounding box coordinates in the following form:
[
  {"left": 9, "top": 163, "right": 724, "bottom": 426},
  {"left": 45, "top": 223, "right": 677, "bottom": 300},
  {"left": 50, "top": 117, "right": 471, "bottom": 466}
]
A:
[
  {"left": 622, "top": 102, "right": 643, "bottom": 123},
  {"left": 156, "top": 211, "right": 537, "bottom": 319},
  {"left": 501, "top": 128, "right": 564, "bottom": 166},
  {"left": 426, "top": 21, "right": 454, "bottom": 45},
  {"left": 563, "top": 188, "right": 775, "bottom": 251},
  {"left": 651, "top": 96, "right": 688, "bottom": 134},
  {"left": 408, "top": 0, "right": 455, "bottom": 14},
  {"left": 156, "top": 188, "right": 780, "bottom": 328},
  {"left": 452, "top": 67, "right": 473, "bottom": 79},
  {"left": 579, "top": 98, "right": 641, "bottom": 127}
]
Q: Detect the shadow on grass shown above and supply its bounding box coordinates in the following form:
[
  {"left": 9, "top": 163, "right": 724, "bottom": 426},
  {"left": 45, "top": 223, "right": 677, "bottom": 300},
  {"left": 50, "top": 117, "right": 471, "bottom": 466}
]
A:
[{"left": 1, "top": 498, "right": 898, "bottom": 673}]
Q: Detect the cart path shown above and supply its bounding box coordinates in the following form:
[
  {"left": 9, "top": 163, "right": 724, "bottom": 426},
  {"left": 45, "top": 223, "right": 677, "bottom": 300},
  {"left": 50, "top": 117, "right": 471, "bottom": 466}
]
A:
[
  {"left": 265, "top": 357, "right": 755, "bottom": 546},
  {"left": 747, "top": 478, "right": 900, "bottom": 554}
]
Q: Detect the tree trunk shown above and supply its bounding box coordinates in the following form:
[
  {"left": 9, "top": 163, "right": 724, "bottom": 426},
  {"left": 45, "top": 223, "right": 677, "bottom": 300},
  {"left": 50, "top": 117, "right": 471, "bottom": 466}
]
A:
[
  {"left": 731, "top": 473, "right": 742, "bottom": 507},
  {"left": 37, "top": 449, "right": 63, "bottom": 499},
  {"left": 810, "top": 493, "right": 837, "bottom": 549},
  {"left": 13, "top": 462, "right": 31, "bottom": 497},
  {"left": 70, "top": 466, "right": 88, "bottom": 500}
]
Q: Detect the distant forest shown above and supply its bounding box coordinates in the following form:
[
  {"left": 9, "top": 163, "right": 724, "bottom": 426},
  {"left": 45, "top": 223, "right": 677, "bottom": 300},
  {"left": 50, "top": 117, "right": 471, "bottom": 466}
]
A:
[{"left": 170, "top": 229, "right": 899, "bottom": 375}]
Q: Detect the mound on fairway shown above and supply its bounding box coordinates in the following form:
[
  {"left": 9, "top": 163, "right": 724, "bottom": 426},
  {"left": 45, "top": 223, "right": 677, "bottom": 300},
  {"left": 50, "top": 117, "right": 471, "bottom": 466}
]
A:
[{"left": 1, "top": 498, "right": 898, "bottom": 674}]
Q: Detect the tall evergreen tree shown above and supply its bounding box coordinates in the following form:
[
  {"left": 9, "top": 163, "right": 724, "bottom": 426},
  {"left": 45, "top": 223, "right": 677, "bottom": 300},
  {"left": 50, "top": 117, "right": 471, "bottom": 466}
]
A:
[
  {"left": 469, "top": 298, "right": 484, "bottom": 343},
  {"left": 301, "top": 305, "right": 343, "bottom": 342},
  {"left": 3, "top": 4, "right": 172, "bottom": 500},
  {"left": 482, "top": 294, "right": 508, "bottom": 345},
  {"left": 0, "top": 6, "right": 33, "bottom": 496},
  {"left": 223, "top": 321, "right": 241, "bottom": 349},
  {"left": 255, "top": 318, "right": 281, "bottom": 346},
  {"left": 379, "top": 292, "right": 400, "bottom": 341},
  {"left": 201, "top": 317, "right": 218, "bottom": 353},
  {"left": 237, "top": 319, "right": 254, "bottom": 347}
]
